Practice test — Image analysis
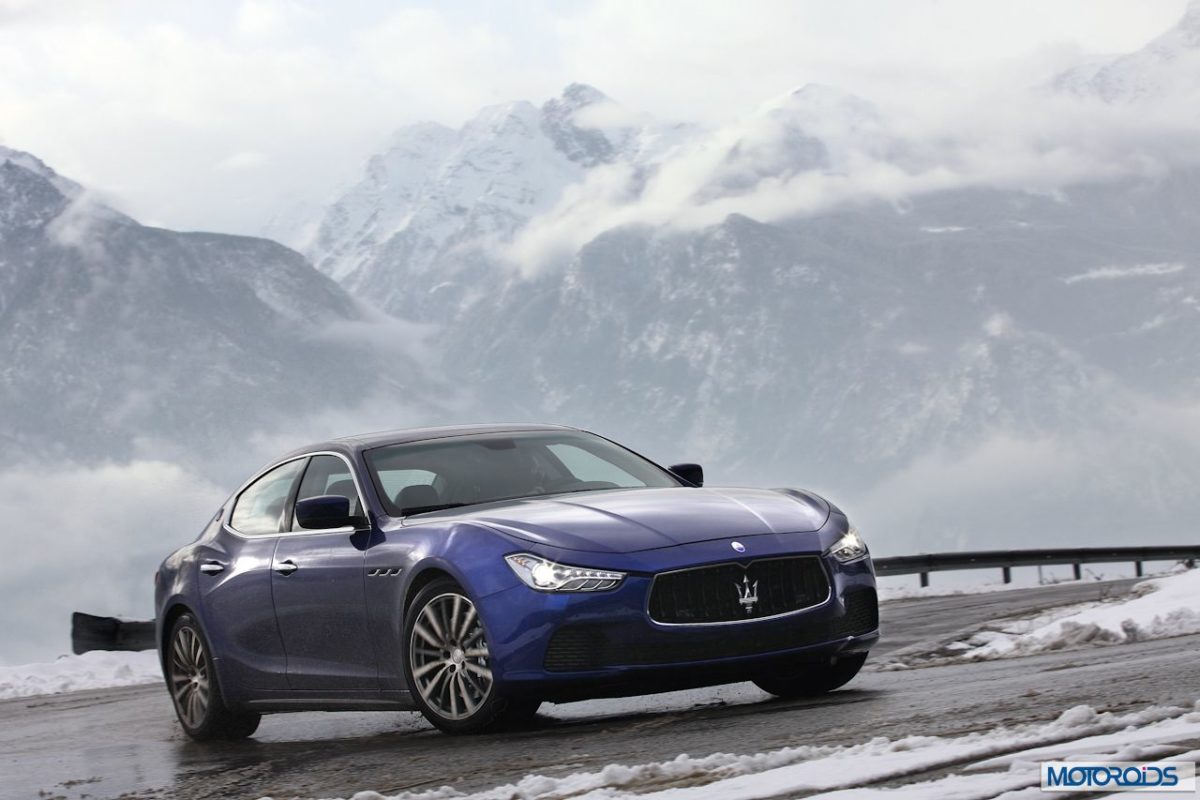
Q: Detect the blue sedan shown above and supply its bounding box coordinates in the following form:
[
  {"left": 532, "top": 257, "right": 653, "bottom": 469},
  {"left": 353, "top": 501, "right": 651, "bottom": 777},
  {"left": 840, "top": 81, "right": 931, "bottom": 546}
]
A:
[{"left": 155, "top": 424, "right": 878, "bottom": 737}]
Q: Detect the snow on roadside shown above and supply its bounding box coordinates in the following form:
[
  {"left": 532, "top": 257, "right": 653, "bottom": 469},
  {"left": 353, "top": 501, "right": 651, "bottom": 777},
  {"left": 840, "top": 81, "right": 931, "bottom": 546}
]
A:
[
  {"left": 281, "top": 701, "right": 1200, "bottom": 800},
  {"left": 881, "top": 566, "right": 1200, "bottom": 669},
  {"left": 0, "top": 650, "right": 161, "bottom": 700}
]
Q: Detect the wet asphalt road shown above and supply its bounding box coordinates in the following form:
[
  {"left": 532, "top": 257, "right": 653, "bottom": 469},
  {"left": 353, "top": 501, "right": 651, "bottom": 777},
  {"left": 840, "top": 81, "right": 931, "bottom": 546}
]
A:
[{"left": 5, "top": 578, "right": 1196, "bottom": 800}]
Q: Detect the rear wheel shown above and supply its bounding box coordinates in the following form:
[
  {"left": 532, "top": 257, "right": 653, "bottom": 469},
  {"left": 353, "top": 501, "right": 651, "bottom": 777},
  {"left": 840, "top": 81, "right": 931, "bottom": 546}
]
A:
[
  {"left": 404, "top": 578, "right": 535, "bottom": 734},
  {"left": 166, "top": 614, "right": 261, "bottom": 741},
  {"left": 753, "top": 652, "right": 868, "bottom": 698}
]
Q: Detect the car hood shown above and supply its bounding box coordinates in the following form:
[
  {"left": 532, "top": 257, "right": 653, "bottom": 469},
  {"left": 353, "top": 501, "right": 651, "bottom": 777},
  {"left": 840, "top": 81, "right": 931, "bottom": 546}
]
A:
[{"left": 436, "top": 486, "right": 830, "bottom": 554}]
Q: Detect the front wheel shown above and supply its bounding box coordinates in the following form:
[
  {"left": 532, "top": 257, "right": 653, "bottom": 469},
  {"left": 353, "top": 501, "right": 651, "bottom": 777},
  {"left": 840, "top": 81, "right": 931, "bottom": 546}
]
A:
[
  {"left": 754, "top": 652, "right": 868, "bottom": 698},
  {"left": 166, "top": 614, "right": 261, "bottom": 740},
  {"left": 404, "top": 578, "right": 534, "bottom": 734}
]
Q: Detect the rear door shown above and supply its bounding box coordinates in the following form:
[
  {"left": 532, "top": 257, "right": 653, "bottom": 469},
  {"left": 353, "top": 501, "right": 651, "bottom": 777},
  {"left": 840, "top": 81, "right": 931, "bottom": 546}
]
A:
[{"left": 271, "top": 454, "right": 379, "bottom": 691}]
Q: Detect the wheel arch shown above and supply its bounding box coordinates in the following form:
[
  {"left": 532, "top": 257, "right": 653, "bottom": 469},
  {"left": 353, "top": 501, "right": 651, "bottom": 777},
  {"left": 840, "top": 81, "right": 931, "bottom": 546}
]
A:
[
  {"left": 158, "top": 602, "right": 194, "bottom": 666},
  {"left": 403, "top": 565, "right": 459, "bottom": 613}
]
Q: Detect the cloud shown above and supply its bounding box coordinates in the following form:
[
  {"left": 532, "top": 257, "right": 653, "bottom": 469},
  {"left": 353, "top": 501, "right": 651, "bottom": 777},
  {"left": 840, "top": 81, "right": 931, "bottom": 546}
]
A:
[
  {"left": 216, "top": 150, "right": 268, "bottom": 171},
  {"left": 0, "top": 1, "right": 1191, "bottom": 237},
  {"left": 314, "top": 305, "right": 444, "bottom": 371},
  {"left": 983, "top": 313, "right": 1017, "bottom": 338},
  {"left": 1063, "top": 262, "right": 1187, "bottom": 284},
  {"left": 0, "top": 4, "right": 553, "bottom": 236},
  {"left": 45, "top": 190, "right": 128, "bottom": 259},
  {"left": 506, "top": 77, "right": 1200, "bottom": 273},
  {"left": 233, "top": 0, "right": 316, "bottom": 40},
  {"left": 572, "top": 99, "right": 653, "bottom": 131},
  {"left": 0, "top": 461, "right": 225, "bottom": 664},
  {"left": 853, "top": 424, "right": 1200, "bottom": 556},
  {"left": 552, "top": 0, "right": 1188, "bottom": 125}
]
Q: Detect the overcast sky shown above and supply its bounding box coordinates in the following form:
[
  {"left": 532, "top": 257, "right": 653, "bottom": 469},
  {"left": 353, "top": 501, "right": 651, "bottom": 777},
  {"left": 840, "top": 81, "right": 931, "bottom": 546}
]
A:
[{"left": 0, "top": 0, "right": 1190, "bottom": 235}]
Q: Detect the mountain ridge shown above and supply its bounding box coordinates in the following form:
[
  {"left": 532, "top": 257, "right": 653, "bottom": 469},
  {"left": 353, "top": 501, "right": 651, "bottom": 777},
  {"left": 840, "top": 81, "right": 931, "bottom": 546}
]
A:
[{"left": 0, "top": 148, "right": 433, "bottom": 474}]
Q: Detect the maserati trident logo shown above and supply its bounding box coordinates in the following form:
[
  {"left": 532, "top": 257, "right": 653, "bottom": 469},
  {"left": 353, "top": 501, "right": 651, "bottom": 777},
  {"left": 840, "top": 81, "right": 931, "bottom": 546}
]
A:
[
  {"left": 735, "top": 573, "right": 759, "bottom": 614},
  {"left": 731, "top": 541, "right": 746, "bottom": 553}
]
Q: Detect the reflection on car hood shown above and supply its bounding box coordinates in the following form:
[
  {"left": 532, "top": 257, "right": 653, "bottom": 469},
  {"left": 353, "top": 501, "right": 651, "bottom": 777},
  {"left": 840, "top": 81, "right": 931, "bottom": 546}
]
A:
[{"left": 442, "top": 487, "right": 830, "bottom": 553}]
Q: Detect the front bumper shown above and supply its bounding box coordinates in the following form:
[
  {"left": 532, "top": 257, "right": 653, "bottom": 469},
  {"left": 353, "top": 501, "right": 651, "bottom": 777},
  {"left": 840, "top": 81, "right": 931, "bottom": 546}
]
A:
[{"left": 478, "top": 553, "right": 878, "bottom": 701}]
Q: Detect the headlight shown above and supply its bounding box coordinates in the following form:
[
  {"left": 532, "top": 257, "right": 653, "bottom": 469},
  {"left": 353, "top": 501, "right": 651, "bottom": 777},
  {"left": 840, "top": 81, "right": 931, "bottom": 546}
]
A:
[
  {"left": 505, "top": 553, "right": 626, "bottom": 592},
  {"left": 827, "top": 526, "right": 868, "bottom": 563}
]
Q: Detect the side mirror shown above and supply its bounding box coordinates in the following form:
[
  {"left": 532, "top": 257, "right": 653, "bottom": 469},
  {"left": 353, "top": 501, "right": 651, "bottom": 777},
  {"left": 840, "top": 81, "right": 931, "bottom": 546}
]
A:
[
  {"left": 669, "top": 463, "right": 704, "bottom": 487},
  {"left": 295, "top": 495, "right": 365, "bottom": 530}
]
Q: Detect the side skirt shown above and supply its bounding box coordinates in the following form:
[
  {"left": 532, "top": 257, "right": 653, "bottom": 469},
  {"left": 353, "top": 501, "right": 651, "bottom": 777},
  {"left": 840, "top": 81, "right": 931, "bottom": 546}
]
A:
[{"left": 243, "top": 690, "right": 416, "bottom": 712}]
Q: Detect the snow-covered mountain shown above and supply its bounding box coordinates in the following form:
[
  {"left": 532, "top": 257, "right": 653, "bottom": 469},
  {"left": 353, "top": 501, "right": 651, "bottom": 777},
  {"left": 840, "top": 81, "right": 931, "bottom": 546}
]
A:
[
  {"left": 289, "top": 5, "right": 1200, "bottom": 553},
  {"left": 445, "top": 175, "right": 1200, "bottom": 540},
  {"left": 1052, "top": 0, "right": 1200, "bottom": 102},
  {"left": 0, "top": 149, "right": 434, "bottom": 469},
  {"left": 301, "top": 84, "right": 699, "bottom": 321},
  {"left": 306, "top": 87, "right": 586, "bottom": 319}
]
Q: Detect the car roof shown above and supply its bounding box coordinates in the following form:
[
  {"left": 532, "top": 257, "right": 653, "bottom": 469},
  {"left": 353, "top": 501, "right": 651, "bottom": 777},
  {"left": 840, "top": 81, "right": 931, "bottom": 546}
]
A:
[{"left": 279, "top": 423, "right": 578, "bottom": 460}]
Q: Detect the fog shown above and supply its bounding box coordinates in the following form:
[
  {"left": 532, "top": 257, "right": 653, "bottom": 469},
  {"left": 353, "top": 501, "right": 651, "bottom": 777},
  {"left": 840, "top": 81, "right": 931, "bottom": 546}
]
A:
[
  {"left": 3, "top": 1, "right": 1200, "bottom": 665},
  {"left": 0, "top": 461, "right": 222, "bottom": 664}
]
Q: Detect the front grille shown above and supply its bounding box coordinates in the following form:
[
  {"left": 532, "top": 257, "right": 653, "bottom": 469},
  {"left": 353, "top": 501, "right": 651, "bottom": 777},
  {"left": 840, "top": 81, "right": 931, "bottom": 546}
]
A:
[
  {"left": 647, "top": 556, "right": 829, "bottom": 624},
  {"left": 543, "top": 585, "right": 879, "bottom": 672}
]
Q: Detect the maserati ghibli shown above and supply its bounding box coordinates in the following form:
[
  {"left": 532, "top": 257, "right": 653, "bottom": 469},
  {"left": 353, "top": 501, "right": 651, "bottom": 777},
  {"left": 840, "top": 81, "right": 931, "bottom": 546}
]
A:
[{"left": 154, "top": 424, "right": 878, "bottom": 737}]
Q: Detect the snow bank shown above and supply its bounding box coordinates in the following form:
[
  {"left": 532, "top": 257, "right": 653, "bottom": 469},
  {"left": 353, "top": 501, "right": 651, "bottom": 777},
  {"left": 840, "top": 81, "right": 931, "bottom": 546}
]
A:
[
  {"left": 0, "top": 650, "right": 161, "bottom": 700},
  {"left": 970, "top": 566, "right": 1200, "bottom": 656},
  {"left": 281, "top": 701, "right": 1200, "bottom": 800},
  {"left": 883, "top": 566, "right": 1200, "bottom": 669}
]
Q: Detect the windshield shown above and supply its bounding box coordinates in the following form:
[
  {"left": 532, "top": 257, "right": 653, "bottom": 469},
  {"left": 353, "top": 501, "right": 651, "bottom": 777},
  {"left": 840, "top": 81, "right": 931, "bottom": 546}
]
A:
[{"left": 365, "top": 431, "right": 682, "bottom": 516}]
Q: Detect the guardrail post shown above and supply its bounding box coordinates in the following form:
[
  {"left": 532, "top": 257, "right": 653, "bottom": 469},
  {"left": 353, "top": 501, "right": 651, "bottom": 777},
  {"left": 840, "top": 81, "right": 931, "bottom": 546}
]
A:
[
  {"left": 1073, "top": 563, "right": 1081, "bottom": 580},
  {"left": 1134, "top": 561, "right": 1143, "bottom": 577},
  {"left": 919, "top": 572, "right": 929, "bottom": 588},
  {"left": 1002, "top": 566, "right": 1012, "bottom": 584}
]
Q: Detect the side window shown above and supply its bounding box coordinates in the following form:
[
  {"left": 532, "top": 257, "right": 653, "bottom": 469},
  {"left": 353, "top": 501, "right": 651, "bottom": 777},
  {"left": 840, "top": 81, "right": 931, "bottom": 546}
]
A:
[
  {"left": 547, "top": 443, "right": 645, "bottom": 487},
  {"left": 293, "top": 454, "right": 360, "bottom": 530},
  {"left": 230, "top": 460, "right": 305, "bottom": 536}
]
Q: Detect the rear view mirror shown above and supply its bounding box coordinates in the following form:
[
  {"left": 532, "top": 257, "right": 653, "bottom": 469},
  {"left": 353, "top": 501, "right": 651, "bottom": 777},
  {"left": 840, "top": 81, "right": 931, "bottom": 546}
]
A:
[
  {"left": 295, "top": 495, "right": 363, "bottom": 529},
  {"left": 669, "top": 463, "right": 704, "bottom": 487}
]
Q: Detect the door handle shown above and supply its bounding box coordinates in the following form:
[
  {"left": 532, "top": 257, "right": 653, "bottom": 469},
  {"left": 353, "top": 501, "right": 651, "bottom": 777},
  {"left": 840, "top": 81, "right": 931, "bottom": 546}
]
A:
[
  {"left": 200, "top": 560, "right": 226, "bottom": 576},
  {"left": 274, "top": 559, "right": 299, "bottom": 576}
]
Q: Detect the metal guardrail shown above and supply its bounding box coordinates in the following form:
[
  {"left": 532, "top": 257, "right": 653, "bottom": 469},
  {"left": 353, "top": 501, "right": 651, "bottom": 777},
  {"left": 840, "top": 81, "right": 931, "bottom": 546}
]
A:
[
  {"left": 70, "top": 545, "right": 1199, "bottom": 653},
  {"left": 873, "top": 545, "right": 1200, "bottom": 587}
]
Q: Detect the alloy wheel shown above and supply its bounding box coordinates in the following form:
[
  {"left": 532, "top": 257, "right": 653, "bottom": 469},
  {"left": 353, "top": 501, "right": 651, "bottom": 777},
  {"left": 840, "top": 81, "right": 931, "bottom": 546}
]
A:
[
  {"left": 409, "top": 592, "right": 494, "bottom": 720},
  {"left": 169, "top": 626, "right": 211, "bottom": 730}
]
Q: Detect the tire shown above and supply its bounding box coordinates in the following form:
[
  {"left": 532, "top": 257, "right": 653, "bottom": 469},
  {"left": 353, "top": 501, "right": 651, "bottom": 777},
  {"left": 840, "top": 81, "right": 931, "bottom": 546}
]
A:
[
  {"left": 753, "top": 652, "right": 869, "bottom": 698},
  {"left": 165, "top": 613, "right": 261, "bottom": 741},
  {"left": 403, "top": 578, "right": 533, "bottom": 734}
]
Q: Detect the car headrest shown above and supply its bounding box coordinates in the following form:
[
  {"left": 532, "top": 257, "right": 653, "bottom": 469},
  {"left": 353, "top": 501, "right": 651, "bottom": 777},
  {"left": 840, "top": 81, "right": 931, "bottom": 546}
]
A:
[
  {"left": 397, "top": 484, "right": 439, "bottom": 514},
  {"left": 325, "top": 479, "right": 359, "bottom": 514},
  {"left": 325, "top": 478, "right": 354, "bottom": 497}
]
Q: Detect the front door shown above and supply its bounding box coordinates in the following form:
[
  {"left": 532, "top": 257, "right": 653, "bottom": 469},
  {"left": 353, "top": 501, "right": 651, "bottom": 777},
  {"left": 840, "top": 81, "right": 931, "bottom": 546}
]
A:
[
  {"left": 201, "top": 458, "right": 307, "bottom": 691},
  {"left": 271, "top": 454, "right": 378, "bottom": 691}
]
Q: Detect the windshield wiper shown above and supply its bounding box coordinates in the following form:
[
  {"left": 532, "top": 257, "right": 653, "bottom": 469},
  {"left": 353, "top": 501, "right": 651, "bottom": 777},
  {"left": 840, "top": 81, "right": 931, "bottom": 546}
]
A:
[
  {"left": 402, "top": 486, "right": 624, "bottom": 517},
  {"left": 402, "top": 502, "right": 468, "bottom": 516}
]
